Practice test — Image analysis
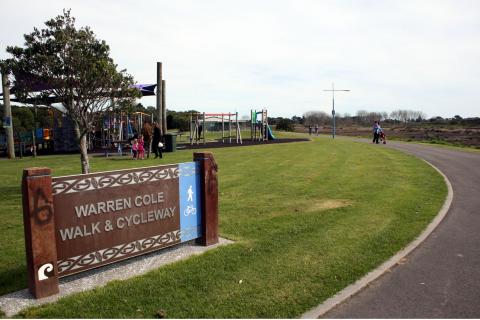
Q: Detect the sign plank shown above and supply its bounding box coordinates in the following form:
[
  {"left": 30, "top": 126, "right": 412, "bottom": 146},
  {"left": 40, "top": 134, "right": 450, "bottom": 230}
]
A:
[{"left": 22, "top": 153, "right": 218, "bottom": 298}]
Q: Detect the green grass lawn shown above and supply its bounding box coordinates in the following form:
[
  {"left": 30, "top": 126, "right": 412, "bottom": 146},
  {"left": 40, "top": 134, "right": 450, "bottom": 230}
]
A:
[{"left": 0, "top": 134, "right": 446, "bottom": 318}]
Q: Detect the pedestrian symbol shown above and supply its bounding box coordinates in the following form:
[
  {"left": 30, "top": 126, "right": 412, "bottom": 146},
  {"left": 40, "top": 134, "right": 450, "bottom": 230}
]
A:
[{"left": 187, "top": 185, "right": 193, "bottom": 202}]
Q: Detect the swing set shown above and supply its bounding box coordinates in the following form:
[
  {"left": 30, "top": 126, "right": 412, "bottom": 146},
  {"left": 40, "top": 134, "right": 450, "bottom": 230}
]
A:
[
  {"left": 189, "top": 112, "right": 243, "bottom": 145},
  {"left": 101, "top": 110, "right": 153, "bottom": 156},
  {"left": 189, "top": 108, "right": 276, "bottom": 146}
]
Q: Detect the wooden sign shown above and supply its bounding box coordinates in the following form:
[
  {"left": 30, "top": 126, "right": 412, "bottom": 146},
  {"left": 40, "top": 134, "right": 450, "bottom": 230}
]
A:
[{"left": 22, "top": 152, "right": 218, "bottom": 298}]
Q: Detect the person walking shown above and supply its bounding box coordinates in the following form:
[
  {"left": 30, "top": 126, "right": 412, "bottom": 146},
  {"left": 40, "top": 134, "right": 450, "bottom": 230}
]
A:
[
  {"left": 141, "top": 122, "right": 153, "bottom": 159},
  {"left": 372, "top": 120, "right": 380, "bottom": 144},
  {"left": 152, "top": 122, "right": 163, "bottom": 159},
  {"left": 314, "top": 124, "right": 319, "bottom": 136},
  {"left": 308, "top": 125, "right": 312, "bottom": 135}
]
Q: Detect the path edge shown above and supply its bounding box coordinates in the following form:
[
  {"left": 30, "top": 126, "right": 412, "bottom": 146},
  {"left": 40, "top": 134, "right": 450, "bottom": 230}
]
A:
[{"left": 301, "top": 159, "right": 454, "bottom": 319}]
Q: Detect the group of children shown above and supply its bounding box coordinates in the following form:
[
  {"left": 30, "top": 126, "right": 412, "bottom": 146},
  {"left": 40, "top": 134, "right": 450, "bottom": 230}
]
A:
[{"left": 131, "top": 135, "right": 146, "bottom": 160}]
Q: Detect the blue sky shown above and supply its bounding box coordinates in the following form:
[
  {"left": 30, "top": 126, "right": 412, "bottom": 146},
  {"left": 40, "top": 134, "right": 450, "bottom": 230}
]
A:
[{"left": 1, "top": 0, "right": 479, "bottom": 118}]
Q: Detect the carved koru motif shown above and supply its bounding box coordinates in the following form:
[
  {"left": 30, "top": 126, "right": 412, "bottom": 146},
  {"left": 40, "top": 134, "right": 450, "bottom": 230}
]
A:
[
  {"left": 38, "top": 263, "right": 54, "bottom": 281},
  {"left": 57, "top": 230, "right": 181, "bottom": 275},
  {"left": 52, "top": 166, "right": 180, "bottom": 195}
]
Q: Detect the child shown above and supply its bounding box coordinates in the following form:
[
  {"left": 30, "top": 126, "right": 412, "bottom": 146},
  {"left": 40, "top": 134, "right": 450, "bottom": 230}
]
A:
[
  {"left": 131, "top": 138, "right": 138, "bottom": 159},
  {"left": 379, "top": 128, "right": 387, "bottom": 144},
  {"left": 138, "top": 135, "right": 145, "bottom": 159}
]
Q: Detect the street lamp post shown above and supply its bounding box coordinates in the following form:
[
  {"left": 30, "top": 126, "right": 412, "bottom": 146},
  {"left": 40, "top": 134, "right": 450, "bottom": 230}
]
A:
[{"left": 323, "top": 83, "right": 350, "bottom": 139}]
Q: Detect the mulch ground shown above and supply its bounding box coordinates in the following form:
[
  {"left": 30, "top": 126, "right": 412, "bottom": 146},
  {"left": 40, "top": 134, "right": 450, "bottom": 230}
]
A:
[{"left": 177, "top": 138, "right": 310, "bottom": 150}]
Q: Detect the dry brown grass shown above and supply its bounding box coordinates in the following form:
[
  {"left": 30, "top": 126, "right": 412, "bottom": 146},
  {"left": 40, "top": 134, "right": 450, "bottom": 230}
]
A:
[{"left": 302, "top": 199, "right": 353, "bottom": 212}]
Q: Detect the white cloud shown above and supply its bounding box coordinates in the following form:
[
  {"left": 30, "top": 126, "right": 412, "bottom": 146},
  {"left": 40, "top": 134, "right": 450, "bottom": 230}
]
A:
[{"left": 1, "top": 0, "right": 479, "bottom": 118}]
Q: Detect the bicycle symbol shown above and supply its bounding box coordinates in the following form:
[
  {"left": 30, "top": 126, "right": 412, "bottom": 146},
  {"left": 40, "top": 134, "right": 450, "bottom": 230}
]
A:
[{"left": 183, "top": 205, "right": 197, "bottom": 216}]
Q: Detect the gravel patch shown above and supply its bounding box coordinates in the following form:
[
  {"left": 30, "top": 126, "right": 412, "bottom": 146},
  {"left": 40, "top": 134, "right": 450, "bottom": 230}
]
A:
[{"left": 0, "top": 238, "right": 233, "bottom": 317}]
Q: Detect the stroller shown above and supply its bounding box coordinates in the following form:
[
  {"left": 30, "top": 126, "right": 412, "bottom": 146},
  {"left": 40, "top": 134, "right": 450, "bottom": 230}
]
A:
[{"left": 378, "top": 128, "right": 387, "bottom": 144}]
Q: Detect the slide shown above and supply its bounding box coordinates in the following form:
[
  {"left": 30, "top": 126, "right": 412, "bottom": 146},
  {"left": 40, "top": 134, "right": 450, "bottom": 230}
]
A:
[{"left": 266, "top": 125, "right": 277, "bottom": 140}]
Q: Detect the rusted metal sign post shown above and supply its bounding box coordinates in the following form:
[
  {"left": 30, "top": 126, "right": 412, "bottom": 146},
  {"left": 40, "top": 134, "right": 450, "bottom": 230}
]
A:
[{"left": 22, "top": 152, "right": 218, "bottom": 298}]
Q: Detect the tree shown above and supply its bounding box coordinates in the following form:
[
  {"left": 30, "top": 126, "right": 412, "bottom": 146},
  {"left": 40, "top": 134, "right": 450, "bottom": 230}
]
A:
[
  {"left": 291, "top": 115, "right": 304, "bottom": 124},
  {"left": 166, "top": 110, "right": 194, "bottom": 132},
  {"left": 1, "top": 10, "right": 139, "bottom": 173},
  {"left": 303, "top": 111, "right": 330, "bottom": 126},
  {"left": 390, "top": 109, "right": 427, "bottom": 125},
  {"left": 276, "top": 118, "right": 295, "bottom": 132}
]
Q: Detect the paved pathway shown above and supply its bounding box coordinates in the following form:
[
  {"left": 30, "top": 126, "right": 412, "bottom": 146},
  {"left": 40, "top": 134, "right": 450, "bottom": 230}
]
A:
[{"left": 324, "top": 142, "right": 480, "bottom": 318}]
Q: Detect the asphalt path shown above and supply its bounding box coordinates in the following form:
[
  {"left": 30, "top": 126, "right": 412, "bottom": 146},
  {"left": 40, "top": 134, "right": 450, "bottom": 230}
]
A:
[{"left": 324, "top": 141, "right": 480, "bottom": 318}]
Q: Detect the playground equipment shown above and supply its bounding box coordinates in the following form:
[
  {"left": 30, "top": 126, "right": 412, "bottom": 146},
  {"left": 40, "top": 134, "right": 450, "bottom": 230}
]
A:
[
  {"left": 0, "top": 106, "right": 155, "bottom": 157},
  {"left": 100, "top": 110, "right": 153, "bottom": 156},
  {"left": 251, "top": 109, "right": 276, "bottom": 141},
  {"left": 189, "top": 109, "right": 276, "bottom": 146},
  {"left": 132, "top": 111, "right": 153, "bottom": 133},
  {"left": 190, "top": 112, "right": 243, "bottom": 145},
  {"left": 1, "top": 60, "right": 167, "bottom": 158}
]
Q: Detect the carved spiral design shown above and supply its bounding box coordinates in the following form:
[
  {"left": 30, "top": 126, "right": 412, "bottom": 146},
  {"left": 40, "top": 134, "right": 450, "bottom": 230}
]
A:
[
  {"left": 57, "top": 230, "right": 181, "bottom": 275},
  {"left": 52, "top": 167, "right": 180, "bottom": 195}
]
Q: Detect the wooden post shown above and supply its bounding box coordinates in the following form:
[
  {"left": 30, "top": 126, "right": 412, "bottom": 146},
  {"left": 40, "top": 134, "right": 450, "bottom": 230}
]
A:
[
  {"left": 22, "top": 168, "right": 59, "bottom": 298},
  {"left": 2, "top": 72, "right": 15, "bottom": 159},
  {"left": 251, "top": 110, "right": 253, "bottom": 141},
  {"left": 236, "top": 112, "right": 240, "bottom": 144},
  {"left": 156, "top": 62, "right": 162, "bottom": 134},
  {"left": 190, "top": 113, "right": 193, "bottom": 145},
  {"left": 202, "top": 112, "right": 206, "bottom": 145},
  {"left": 196, "top": 114, "right": 200, "bottom": 145},
  {"left": 162, "top": 80, "right": 167, "bottom": 135},
  {"left": 264, "top": 109, "right": 268, "bottom": 142},
  {"left": 253, "top": 110, "right": 255, "bottom": 141},
  {"left": 193, "top": 153, "right": 219, "bottom": 246}
]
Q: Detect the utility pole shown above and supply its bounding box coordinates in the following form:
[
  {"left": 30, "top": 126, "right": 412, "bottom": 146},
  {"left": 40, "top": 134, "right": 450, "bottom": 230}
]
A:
[
  {"left": 323, "top": 82, "right": 350, "bottom": 139},
  {"left": 156, "top": 62, "right": 163, "bottom": 134},
  {"left": 2, "top": 71, "right": 15, "bottom": 159}
]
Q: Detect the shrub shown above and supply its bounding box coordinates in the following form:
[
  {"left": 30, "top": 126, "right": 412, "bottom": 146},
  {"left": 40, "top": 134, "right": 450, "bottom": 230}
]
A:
[{"left": 276, "top": 118, "right": 295, "bottom": 131}]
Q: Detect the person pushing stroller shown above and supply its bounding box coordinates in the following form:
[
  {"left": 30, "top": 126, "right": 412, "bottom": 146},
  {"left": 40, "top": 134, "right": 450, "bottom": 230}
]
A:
[{"left": 372, "top": 121, "right": 386, "bottom": 144}]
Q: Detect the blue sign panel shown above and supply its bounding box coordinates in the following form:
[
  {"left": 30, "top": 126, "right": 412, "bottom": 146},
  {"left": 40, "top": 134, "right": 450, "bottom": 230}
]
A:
[
  {"left": 3, "top": 116, "right": 11, "bottom": 128},
  {"left": 179, "top": 162, "right": 202, "bottom": 242},
  {"left": 36, "top": 128, "right": 44, "bottom": 139}
]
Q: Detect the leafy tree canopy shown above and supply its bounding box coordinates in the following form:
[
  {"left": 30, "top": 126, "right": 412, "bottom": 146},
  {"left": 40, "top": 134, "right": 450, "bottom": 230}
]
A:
[{"left": 1, "top": 9, "right": 140, "bottom": 172}]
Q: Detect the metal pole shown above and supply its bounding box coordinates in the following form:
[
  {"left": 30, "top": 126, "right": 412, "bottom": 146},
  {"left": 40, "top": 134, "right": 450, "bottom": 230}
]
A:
[
  {"left": 156, "top": 62, "right": 162, "bottom": 134},
  {"left": 2, "top": 72, "right": 15, "bottom": 159},
  {"left": 32, "top": 100, "right": 38, "bottom": 157},
  {"left": 32, "top": 130, "right": 36, "bottom": 158},
  {"left": 332, "top": 83, "right": 336, "bottom": 139},
  {"left": 202, "top": 112, "right": 206, "bottom": 145},
  {"left": 228, "top": 113, "right": 232, "bottom": 144},
  {"left": 323, "top": 82, "right": 350, "bottom": 140},
  {"left": 235, "top": 112, "right": 238, "bottom": 143}
]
